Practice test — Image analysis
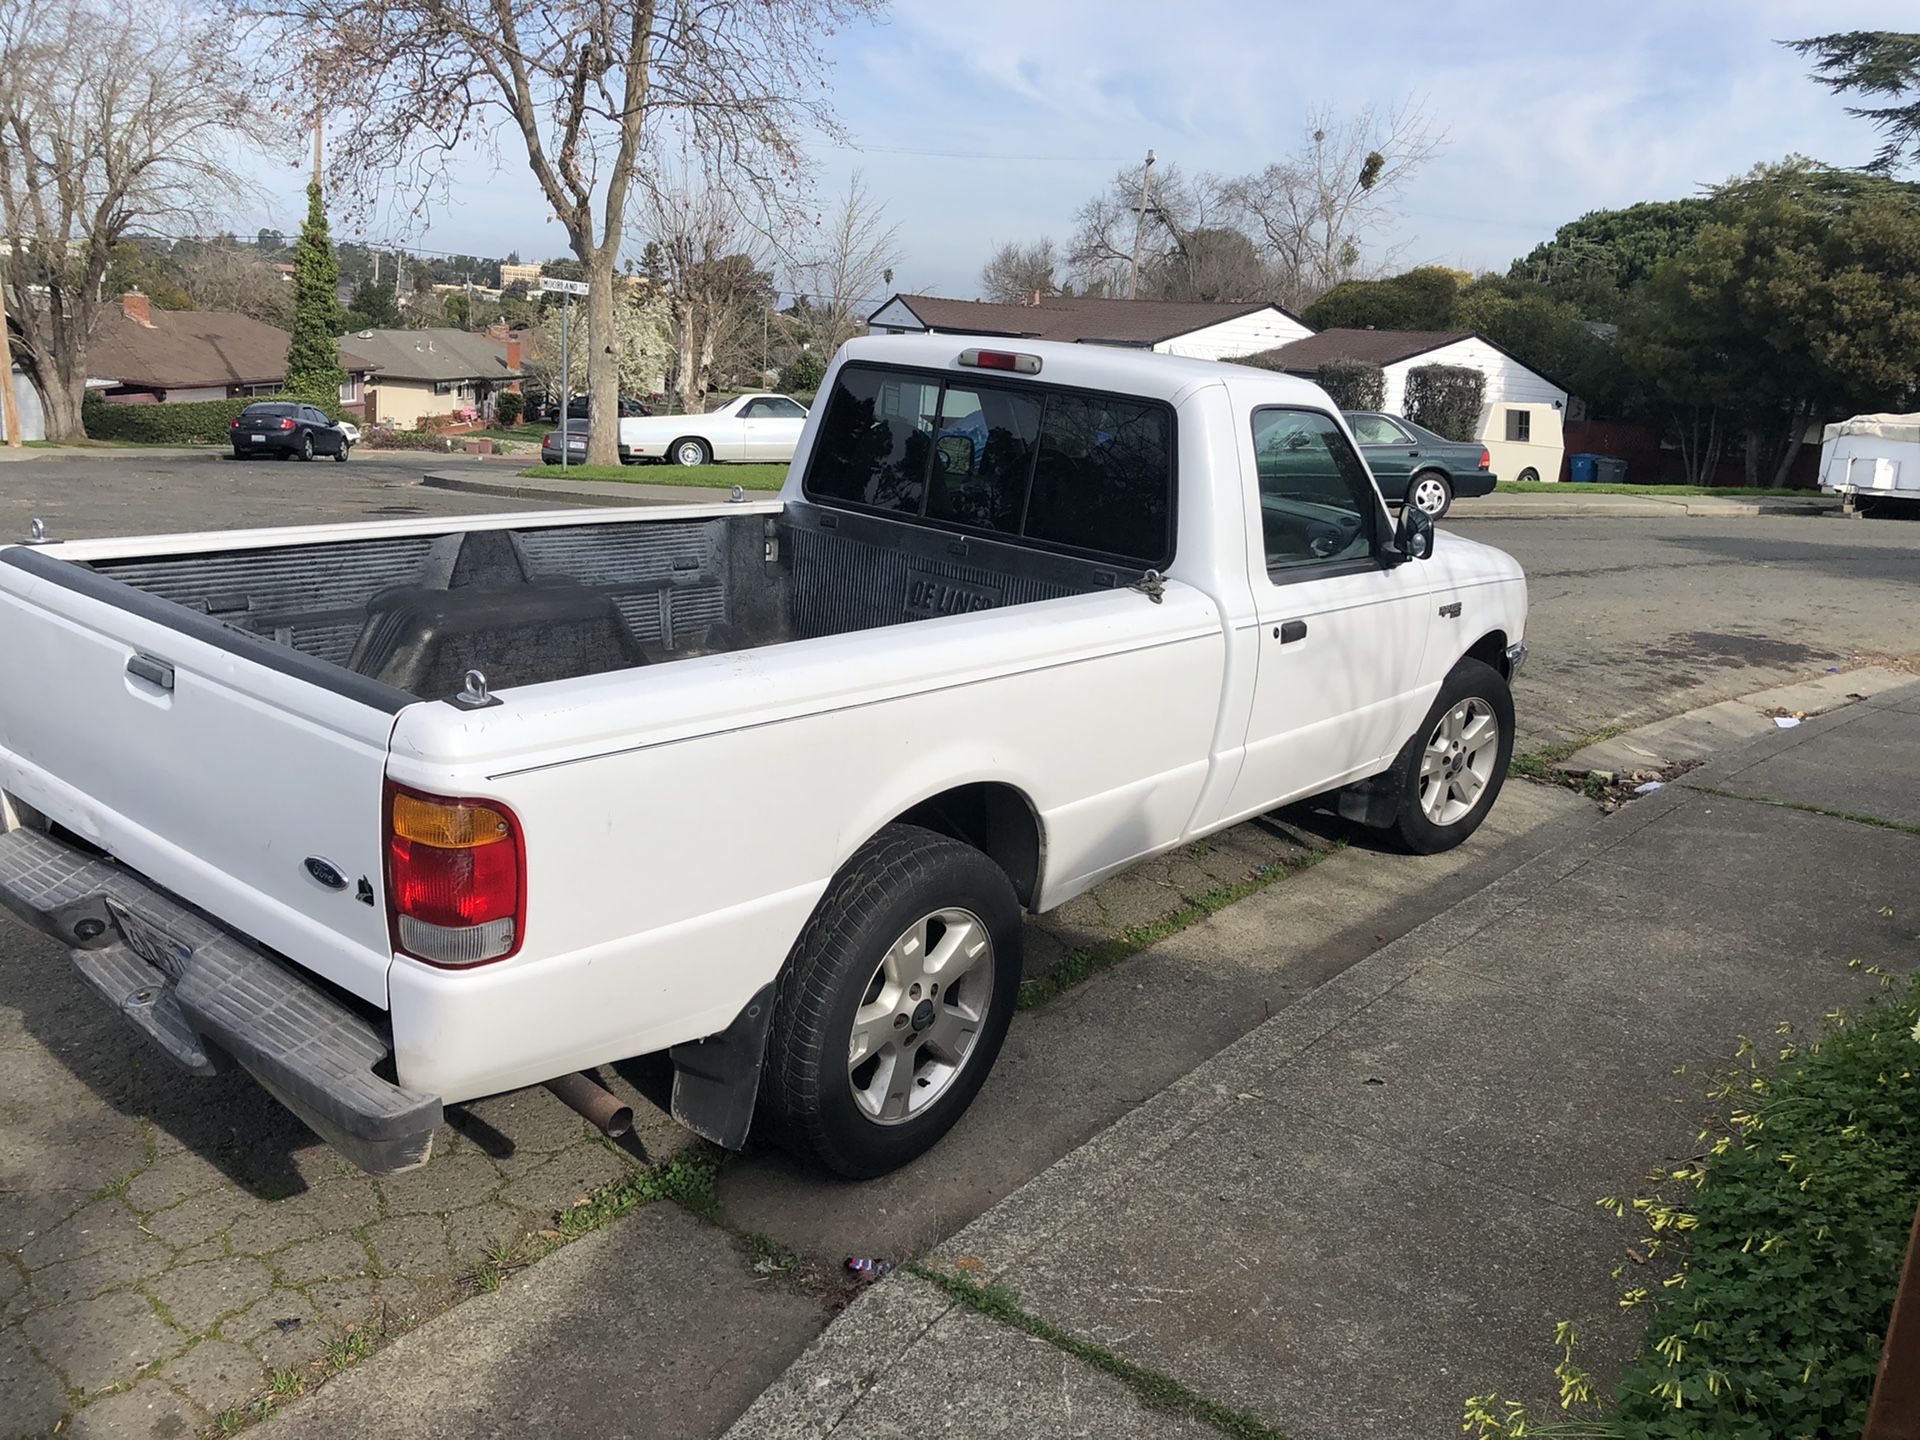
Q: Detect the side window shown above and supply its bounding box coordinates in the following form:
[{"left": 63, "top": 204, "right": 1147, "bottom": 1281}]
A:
[
  {"left": 1349, "top": 414, "right": 1407, "bottom": 446},
  {"left": 741, "top": 398, "right": 772, "bottom": 418},
  {"left": 924, "top": 385, "right": 1043, "bottom": 534},
  {"left": 768, "top": 398, "right": 807, "bottom": 419},
  {"left": 805, "top": 366, "right": 941, "bottom": 516},
  {"left": 1253, "top": 408, "right": 1378, "bottom": 574},
  {"left": 1024, "top": 393, "right": 1172, "bottom": 564},
  {"left": 1505, "top": 409, "right": 1531, "bottom": 442}
]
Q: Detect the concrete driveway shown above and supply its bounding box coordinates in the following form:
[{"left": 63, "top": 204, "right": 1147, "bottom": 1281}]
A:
[{"left": 0, "top": 462, "right": 1915, "bottom": 1436}]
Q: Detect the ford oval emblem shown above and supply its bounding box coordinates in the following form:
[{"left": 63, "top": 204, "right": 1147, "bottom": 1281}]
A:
[{"left": 304, "top": 857, "right": 348, "bottom": 891}]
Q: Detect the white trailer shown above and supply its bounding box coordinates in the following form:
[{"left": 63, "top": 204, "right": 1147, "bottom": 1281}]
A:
[{"left": 1819, "top": 413, "right": 1920, "bottom": 513}]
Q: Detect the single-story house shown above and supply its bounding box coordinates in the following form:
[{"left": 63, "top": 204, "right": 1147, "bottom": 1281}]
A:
[
  {"left": 1250, "top": 328, "right": 1573, "bottom": 483},
  {"left": 87, "top": 291, "right": 374, "bottom": 405},
  {"left": 336, "top": 327, "right": 523, "bottom": 427},
  {"left": 1249, "top": 328, "right": 1570, "bottom": 414},
  {"left": 866, "top": 293, "right": 1313, "bottom": 362}
]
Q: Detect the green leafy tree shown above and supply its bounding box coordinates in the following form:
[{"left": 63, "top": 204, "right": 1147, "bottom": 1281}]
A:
[
  {"left": 286, "top": 181, "right": 346, "bottom": 392},
  {"left": 1787, "top": 31, "right": 1920, "bottom": 173},
  {"left": 1302, "top": 265, "right": 1462, "bottom": 331},
  {"left": 1455, "top": 281, "right": 1612, "bottom": 408},
  {"left": 1314, "top": 359, "right": 1385, "bottom": 411},
  {"left": 780, "top": 350, "right": 824, "bottom": 395},
  {"left": 342, "top": 277, "right": 401, "bottom": 332},
  {"left": 1509, "top": 199, "right": 1715, "bottom": 320},
  {"left": 1623, "top": 161, "right": 1920, "bottom": 487},
  {"left": 442, "top": 291, "right": 471, "bottom": 328}
]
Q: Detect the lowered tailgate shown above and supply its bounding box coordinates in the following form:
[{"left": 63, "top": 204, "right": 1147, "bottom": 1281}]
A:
[{"left": 0, "top": 546, "right": 407, "bottom": 1006}]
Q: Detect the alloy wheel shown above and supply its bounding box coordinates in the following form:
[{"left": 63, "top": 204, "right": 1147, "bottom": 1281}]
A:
[
  {"left": 1419, "top": 697, "right": 1499, "bottom": 825},
  {"left": 847, "top": 908, "right": 995, "bottom": 1125},
  {"left": 1412, "top": 476, "right": 1449, "bottom": 515}
]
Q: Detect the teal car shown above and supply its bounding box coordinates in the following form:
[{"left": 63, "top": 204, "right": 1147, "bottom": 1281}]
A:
[{"left": 1344, "top": 411, "right": 1495, "bottom": 519}]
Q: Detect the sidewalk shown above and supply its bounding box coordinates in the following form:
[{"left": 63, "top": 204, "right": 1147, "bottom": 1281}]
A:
[{"left": 724, "top": 682, "right": 1920, "bottom": 1440}]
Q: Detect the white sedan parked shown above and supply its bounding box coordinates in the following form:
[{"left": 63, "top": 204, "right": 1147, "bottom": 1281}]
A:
[{"left": 617, "top": 393, "right": 809, "bottom": 466}]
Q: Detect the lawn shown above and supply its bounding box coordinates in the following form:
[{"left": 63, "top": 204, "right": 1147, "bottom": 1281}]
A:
[
  {"left": 1494, "top": 480, "right": 1813, "bottom": 498},
  {"left": 516, "top": 462, "right": 787, "bottom": 491}
]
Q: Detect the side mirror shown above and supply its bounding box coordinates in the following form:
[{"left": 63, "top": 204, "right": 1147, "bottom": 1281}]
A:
[{"left": 1390, "top": 504, "right": 1434, "bottom": 564}]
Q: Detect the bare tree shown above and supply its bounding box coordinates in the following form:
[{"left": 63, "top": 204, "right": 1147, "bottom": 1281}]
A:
[
  {"left": 979, "top": 238, "right": 1060, "bottom": 303},
  {"left": 1066, "top": 162, "right": 1207, "bottom": 295},
  {"left": 237, "top": 0, "right": 884, "bottom": 466},
  {"left": 1218, "top": 101, "right": 1443, "bottom": 309},
  {"left": 177, "top": 245, "right": 294, "bottom": 326},
  {"left": 639, "top": 166, "right": 774, "bottom": 415},
  {"left": 0, "top": 0, "right": 263, "bottom": 438},
  {"left": 784, "top": 172, "right": 902, "bottom": 359}
]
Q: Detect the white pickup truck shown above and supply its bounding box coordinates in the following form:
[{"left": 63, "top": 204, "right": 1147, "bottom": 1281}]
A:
[{"left": 0, "top": 336, "right": 1527, "bottom": 1178}]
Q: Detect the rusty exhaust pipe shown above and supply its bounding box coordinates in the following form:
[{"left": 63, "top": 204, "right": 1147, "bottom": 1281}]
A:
[{"left": 544, "top": 1072, "right": 633, "bottom": 1138}]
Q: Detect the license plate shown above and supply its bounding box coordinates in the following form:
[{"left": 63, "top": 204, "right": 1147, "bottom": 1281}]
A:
[
  {"left": 250, "top": 433, "right": 265, "bottom": 443},
  {"left": 106, "top": 900, "right": 193, "bottom": 981}
]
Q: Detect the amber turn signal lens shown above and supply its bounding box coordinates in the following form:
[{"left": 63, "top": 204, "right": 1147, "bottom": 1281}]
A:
[{"left": 391, "top": 792, "right": 511, "bottom": 849}]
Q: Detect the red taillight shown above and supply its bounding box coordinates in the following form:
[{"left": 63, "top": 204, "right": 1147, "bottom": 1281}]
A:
[
  {"left": 230, "top": 418, "right": 241, "bottom": 429},
  {"left": 1478, "top": 448, "right": 1491, "bottom": 470},
  {"left": 278, "top": 417, "right": 296, "bottom": 431},
  {"left": 385, "top": 782, "right": 525, "bottom": 967}
]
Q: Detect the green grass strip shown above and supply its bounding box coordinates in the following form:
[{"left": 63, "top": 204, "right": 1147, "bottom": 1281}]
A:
[
  {"left": 1681, "top": 783, "right": 1920, "bottom": 838},
  {"left": 912, "top": 1262, "right": 1297, "bottom": 1440},
  {"left": 1492, "top": 481, "right": 1809, "bottom": 499},
  {"left": 514, "top": 462, "right": 787, "bottom": 490},
  {"left": 1506, "top": 722, "right": 1632, "bottom": 782},
  {"left": 1016, "top": 849, "right": 1334, "bottom": 1010}
]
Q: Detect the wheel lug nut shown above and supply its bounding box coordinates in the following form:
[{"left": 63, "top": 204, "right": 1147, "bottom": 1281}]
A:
[
  {"left": 893, "top": 1014, "right": 907, "bottom": 1028},
  {"left": 909, "top": 983, "right": 922, "bottom": 999}
]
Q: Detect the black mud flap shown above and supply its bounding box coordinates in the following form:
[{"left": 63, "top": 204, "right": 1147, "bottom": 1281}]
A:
[
  {"left": 668, "top": 984, "right": 776, "bottom": 1150},
  {"left": 1338, "top": 766, "right": 1406, "bottom": 829}
]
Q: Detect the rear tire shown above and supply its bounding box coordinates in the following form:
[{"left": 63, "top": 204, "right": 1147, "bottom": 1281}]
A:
[
  {"left": 333, "top": 442, "right": 349, "bottom": 463},
  {"left": 1382, "top": 658, "right": 1514, "bottom": 854},
  {"left": 761, "top": 824, "right": 1022, "bottom": 1179},
  {"left": 1516, "top": 467, "right": 1540, "bottom": 484},
  {"left": 299, "top": 434, "right": 314, "bottom": 462},
  {"left": 1409, "top": 471, "right": 1453, "bottom": 519},
  {"left": 672, "top": 437, "right": 710, "bottom": 467}
]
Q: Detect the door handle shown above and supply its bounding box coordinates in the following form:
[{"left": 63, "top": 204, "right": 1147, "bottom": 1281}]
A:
[
  {"left": 1275, "top": 619, "right": 1308, "bottom": 644},
  {"left": 127, "top": 654, "right": 175, "bottom": 691}
]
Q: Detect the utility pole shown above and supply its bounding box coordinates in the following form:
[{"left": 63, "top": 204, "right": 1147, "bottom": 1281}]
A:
[
  {"left": 1126, "top": 148, "right": 1155, "bottom": 301},
  {"left": 0, "top": 253, "right": 22, "bottom": 448}
]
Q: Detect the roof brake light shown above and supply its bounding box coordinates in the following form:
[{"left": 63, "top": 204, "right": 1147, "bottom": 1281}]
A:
[{"left": 959, "top": 348, "right": 1041, "bottom": 375}]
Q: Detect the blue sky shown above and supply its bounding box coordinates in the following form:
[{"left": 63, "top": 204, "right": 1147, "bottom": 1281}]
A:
[{"left": 248, "top": 0, "right": 1918, "bottom": 300}]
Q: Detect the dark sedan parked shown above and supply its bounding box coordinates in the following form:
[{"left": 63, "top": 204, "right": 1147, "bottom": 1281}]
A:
[
  {"left": 230, "top": 402, "right": 350, "bottom": 462},
  {"left": 1344, "top": 411, "right": 1494, "bottom": 519},
  {"left": 540, "top": 420, "right": 589, "bottom": 466}
]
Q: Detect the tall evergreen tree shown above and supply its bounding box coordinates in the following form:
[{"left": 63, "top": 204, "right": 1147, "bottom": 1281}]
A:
[{"left": 285, "top": 180, "right": 345, "bottom": 393}]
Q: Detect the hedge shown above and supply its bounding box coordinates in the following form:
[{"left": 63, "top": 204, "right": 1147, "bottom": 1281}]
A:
[
  {"left": 1315, "top": 359, "right": 1386, "bottom": 412},
  {"left": 1402, "top": 364, "right": 1485, "bottom": 441},
  {"left": 83, "top": 389, "right": 346, "bottom": 445}
]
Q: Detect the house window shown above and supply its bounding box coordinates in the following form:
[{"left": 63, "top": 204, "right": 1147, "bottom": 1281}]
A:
[{"left": 1505, "top": 409, "right": 1531, "bottom": 442}]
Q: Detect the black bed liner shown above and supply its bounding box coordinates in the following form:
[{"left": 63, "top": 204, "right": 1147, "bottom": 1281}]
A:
[{"left": 32, "top": 504, "right": 1142, "bottom": 706}]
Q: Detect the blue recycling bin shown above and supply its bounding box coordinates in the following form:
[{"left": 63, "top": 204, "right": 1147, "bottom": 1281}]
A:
[{"left": 1568, "top": 453, "right": 1598, "bottom": 484}]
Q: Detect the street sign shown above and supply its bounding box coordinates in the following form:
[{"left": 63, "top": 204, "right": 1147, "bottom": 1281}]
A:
[{"left": 539, "top": 277, "right": 590, "bottom": 296}]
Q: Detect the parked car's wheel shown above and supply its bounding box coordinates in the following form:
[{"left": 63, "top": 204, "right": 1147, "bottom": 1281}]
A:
[
  {"left": 671, "top": 437, "right": 711, "bottom": 467},
  {"left": 333, "top": 441, "right": 349, "bottom": 463},
  {"left": 299, "top": 433, "right": 314, "bottom": 462},
  {"left": 1516, "top": 467, "right": 1540, "bottom": 484},
  {"left": 1381, "top": 658, "right": 1514, "bottom": 855},
  {"left": 1409, "top": 471, "right": 1453, "bottom": 519},
  {"left": 760, "top": 823, "right": 1022, "bottom": 1178}
]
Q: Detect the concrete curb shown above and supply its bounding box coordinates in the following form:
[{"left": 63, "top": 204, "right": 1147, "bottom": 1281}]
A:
[
  {"left": 421, "top": 469, "right": 768, "bottom": 508},
  {"left": 1460, "top": 494, "right": 1838, "bottom": 520},
  {"left": 1562, "top": 665, "right": 1914, "bottom": 775},
  {"left": 719, "top": 680, "right": 1920, "bottom": 1440}
]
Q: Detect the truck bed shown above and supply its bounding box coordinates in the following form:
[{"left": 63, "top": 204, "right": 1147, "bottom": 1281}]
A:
[{"left": 61, "top": 502, "right": 1142, "bottom": 701}]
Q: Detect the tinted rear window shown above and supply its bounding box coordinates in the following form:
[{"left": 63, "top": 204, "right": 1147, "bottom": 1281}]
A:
[
  {"left": 804, "top": 363, "right": 1174, "bottom": 566},
  {"left": 243, "top": 404, "right": 295, "bottom": 418}
]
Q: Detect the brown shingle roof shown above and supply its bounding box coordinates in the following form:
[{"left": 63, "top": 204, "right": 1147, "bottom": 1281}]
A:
[
  {"left": 335, "top": 328, "right": 520, "bottom": 382},
  {"left": 1249, "top": 328, "right": 1472, "bottom": 370},
  {"left": 87, "top": 306, "right": 295, "bottom": 390},
  {"left": 876, "top": 293, "right": 1304, "bottom": 347}
]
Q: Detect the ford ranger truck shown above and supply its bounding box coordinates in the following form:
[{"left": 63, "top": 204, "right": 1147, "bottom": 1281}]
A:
[{"left": 0, "top": 335, "right": 1527, "bottom": 1177}]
